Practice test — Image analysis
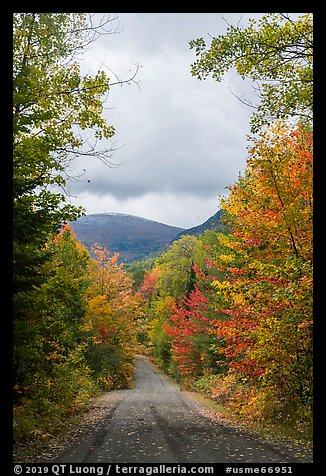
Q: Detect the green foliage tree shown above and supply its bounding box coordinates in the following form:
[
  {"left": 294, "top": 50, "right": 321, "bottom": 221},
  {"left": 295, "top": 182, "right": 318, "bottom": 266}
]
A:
[
  {"left": 190, "top": 13, "right": 313, "bottom": 132},
  {"left": 13, "top": 12, "right": 116, "bottom": 392},
  {"left": 13, "top": 13, "right": 117, "bottom": 296},
  {"left": 155, "top": 235, "right": 205, "bottom": 301},
  {"left": 125, "top": 256, "right": 157, "bottom": 291},
  {"left": 147, "top": 296, "right": 175, "bottom": 373},
  {"left": 13, "top": 226, "right": 95, "bottom": 440}
]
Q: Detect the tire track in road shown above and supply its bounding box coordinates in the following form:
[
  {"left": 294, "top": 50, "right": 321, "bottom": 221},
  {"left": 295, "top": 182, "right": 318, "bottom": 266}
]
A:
[{"left": 51, "top": 356, "right": 312, "bottom": 463}]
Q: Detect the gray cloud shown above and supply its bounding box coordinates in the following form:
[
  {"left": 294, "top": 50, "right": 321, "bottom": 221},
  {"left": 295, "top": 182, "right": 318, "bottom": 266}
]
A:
[{"left": 68, "top": 13, "right": 259, "bottom": 227}]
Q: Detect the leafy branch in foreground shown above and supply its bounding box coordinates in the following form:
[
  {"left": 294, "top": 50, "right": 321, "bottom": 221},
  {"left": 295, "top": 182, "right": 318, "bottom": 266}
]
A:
[{"left": 190, "top": 13, "right": 313, "bottom": 132}]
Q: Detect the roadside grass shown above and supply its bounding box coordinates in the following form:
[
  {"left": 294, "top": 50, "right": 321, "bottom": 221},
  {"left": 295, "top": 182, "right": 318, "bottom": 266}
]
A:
[{"left": 185, "top": 388, "right": 312, "bottom": 445}]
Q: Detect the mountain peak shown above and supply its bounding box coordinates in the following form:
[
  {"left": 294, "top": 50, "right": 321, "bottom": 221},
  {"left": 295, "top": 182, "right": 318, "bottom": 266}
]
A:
[
  {"left": 70, "top": 213, "right": 184, "bottom": 263},
  {"left": 70, "top": 210, "right": 223, "bottom": 264}
]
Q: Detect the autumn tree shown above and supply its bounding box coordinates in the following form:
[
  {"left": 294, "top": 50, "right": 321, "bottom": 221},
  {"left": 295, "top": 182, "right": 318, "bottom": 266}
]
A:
[
  {"left": 138, "top": 269, "right": 160, "bottom": 301},
  {"left": 165, "top": 285, "right": 212, "bottom": 383},
  {"left": 13, "top": 229, "right": 145, "bottom": 441},
  {"left": 189, "top": 12, "right": 313, "bottom": 424},
  {"left": 210, "top": 122, "right": 313, "bottom": 425},
  {"left": 164, "top": 230, "right": 231, "bottom": 385},
  {"left": 136, "top": 236, "right": 204, "bottom": 372},
  {"left": 190, "top": 13, "right": 313, "bottom": 132},
  {"left": 84, "top": 244, "right": 142, "bottom": 389}
]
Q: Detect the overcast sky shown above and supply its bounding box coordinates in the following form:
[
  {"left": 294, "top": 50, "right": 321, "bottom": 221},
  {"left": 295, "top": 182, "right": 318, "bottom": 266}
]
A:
[{"left": 67, "top": 12, "right": 262, "bottom": 229}]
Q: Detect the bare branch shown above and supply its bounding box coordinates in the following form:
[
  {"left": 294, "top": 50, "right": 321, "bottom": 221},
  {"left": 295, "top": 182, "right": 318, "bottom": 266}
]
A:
[
  {"left": 228, "top": 83, "right": 258, "bottom": 110},
  {"left": 56, "top": 138, "right": 125, "bottom": 169},
  {"left": 220, "top": 13, "right": 243, "bottom": 29},
  {"left": 108, "top": 62, "right": 142, "bottom": 90}
]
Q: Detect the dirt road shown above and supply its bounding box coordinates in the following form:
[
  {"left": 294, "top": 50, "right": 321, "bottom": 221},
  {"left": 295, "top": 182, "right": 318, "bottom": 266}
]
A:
[{"left": 51, "top": 356, "right": 312, "bottom": 463}]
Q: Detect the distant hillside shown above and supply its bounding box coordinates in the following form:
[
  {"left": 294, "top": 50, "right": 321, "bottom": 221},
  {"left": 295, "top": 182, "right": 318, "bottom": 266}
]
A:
[
  {"left": 70, "top": 213, "right": 185, "bottom": 263},
  {"left": 176, "top": 210, "right": 224, "bottom": 239},
  {"left": 70, "top": 210, "right": 224, "bottom": 264}
]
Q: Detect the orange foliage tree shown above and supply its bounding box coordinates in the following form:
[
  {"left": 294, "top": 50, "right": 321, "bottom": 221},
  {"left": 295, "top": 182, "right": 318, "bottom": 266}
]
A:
[
  {"left": 209, "top": 122, "right": 313, "bottom": 418},
  {"left": 84, "top": 243, "right": 143, "bottom": 389}
]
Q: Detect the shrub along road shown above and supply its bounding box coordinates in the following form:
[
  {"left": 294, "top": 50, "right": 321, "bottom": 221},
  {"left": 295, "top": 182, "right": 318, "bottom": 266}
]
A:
[{"left": 51, "top": 356, "right": 312, "bottom": 464}]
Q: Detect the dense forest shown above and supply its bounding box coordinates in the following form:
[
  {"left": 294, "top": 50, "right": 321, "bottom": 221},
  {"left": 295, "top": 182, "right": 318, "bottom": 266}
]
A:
[{"left": 13, "top": 12, "right": 313, "bottom": 445}]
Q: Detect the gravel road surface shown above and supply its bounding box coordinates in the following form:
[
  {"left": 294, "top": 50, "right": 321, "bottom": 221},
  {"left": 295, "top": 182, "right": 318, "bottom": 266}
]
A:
[{"left": 51, "top": 356, "right": 312, "bottom": 464}]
